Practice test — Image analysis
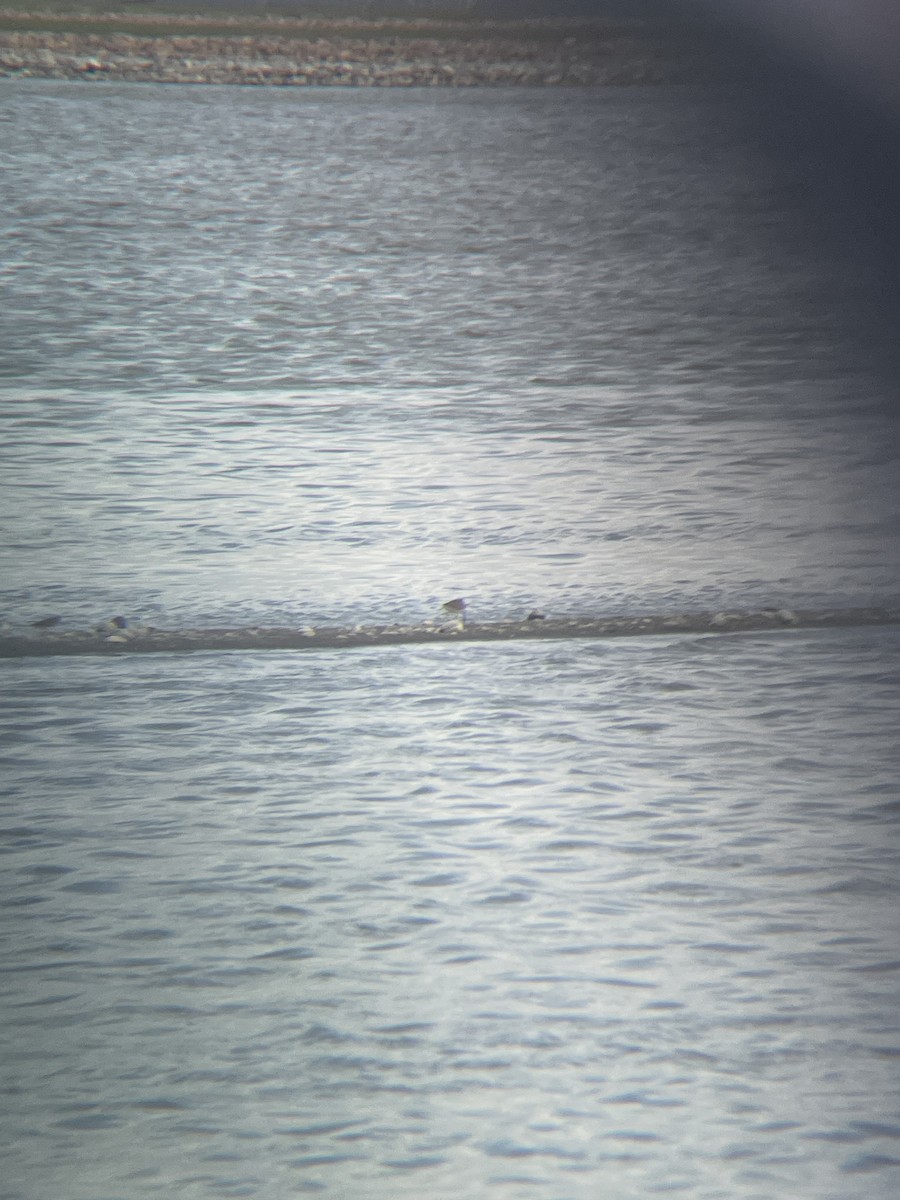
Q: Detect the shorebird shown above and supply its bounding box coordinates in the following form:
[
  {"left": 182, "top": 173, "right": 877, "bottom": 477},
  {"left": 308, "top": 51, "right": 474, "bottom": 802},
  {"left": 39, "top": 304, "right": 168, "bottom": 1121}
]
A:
[{"left": 441, "top": 597, "right": 466, "bottom": 628}]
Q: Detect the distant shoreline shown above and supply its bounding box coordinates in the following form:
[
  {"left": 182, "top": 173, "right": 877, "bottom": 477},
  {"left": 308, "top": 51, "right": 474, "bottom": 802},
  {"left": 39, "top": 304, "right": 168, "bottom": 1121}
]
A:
[{"left": 0, "top": 10, "right": 704, "bottom": 86}]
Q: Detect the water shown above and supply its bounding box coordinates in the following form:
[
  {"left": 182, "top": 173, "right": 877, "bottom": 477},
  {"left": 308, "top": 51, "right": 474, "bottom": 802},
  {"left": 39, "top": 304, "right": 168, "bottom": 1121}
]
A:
[
  {"left": 1, "top": 80, "right": 900, "bottom": 1199},
  {"left": 1, "top": 81, "right": 898, "bottom": 629},
  {"left": 3, "top": 632, "right": 900, "bottom": 1199}
]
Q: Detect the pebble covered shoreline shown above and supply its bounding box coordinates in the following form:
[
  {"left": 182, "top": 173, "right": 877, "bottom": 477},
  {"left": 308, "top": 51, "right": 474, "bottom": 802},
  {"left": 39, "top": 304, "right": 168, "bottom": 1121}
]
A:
[{"left": 0, "top": 13, "right": 702, "bottom": 86}]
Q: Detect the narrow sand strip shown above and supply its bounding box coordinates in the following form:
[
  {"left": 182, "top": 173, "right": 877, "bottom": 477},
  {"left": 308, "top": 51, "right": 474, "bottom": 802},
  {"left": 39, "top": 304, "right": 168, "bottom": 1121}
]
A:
[{"left": 2, "top": 607, "right": 898, "bottom": 658}]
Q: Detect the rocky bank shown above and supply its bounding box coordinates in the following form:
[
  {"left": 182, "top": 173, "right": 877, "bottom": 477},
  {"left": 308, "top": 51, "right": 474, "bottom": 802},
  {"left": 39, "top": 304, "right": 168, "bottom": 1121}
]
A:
[{"left": 0, "top": 16, "right": 702, "bottom": 86}]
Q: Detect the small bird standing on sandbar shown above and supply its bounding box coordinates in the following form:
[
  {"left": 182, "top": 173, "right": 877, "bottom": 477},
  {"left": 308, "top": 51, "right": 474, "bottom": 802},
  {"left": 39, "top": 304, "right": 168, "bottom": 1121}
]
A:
[{"left": 441, "top": 597, "right": 466, "bottom": 629}]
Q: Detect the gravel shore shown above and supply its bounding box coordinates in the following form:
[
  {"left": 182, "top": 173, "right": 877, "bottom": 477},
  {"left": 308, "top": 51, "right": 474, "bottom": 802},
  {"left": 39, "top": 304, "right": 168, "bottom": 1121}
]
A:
[{"left": 0, "top": 15, "right": 702, "bottom": 86}]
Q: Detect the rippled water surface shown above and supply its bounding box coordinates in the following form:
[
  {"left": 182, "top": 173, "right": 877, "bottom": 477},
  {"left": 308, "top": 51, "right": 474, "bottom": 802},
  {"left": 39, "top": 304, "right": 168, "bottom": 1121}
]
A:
[
  {"left": 2, "top": 79, "right": 900, "bottom": 1200},
  {"left": 1, "top": 81, "right": 898, "bottom": 629},
  {"left": 3, "top": 630, "right": 900, "bottom": 1200}
]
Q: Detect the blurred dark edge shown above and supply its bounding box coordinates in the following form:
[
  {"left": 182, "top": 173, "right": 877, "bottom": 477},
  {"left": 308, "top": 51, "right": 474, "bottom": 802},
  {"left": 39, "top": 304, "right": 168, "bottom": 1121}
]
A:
[
  {"left": 317, "top": 0, "right": 899, "bottom": 380},
  {"left": 654, "top": 0, "right": 900, "bottom": 386},
  {"left": 478, "top": 0, "right": 900, "bottom": 397},
  {"left": 246, "top": 0, "right": 899, "bottom": 378}
]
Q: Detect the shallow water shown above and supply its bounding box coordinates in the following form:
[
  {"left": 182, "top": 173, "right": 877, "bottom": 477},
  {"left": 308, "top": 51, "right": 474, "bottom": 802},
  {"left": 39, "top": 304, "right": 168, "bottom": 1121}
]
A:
[
  {"left": 1, "top": 82, "right": 898, "bottom": 631},
  {"left": 2, "top": 79, "right": 900, "bottom": 1200},
  {"left": 2, "top": 628, "right": 900, "bottom": 1199}
]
